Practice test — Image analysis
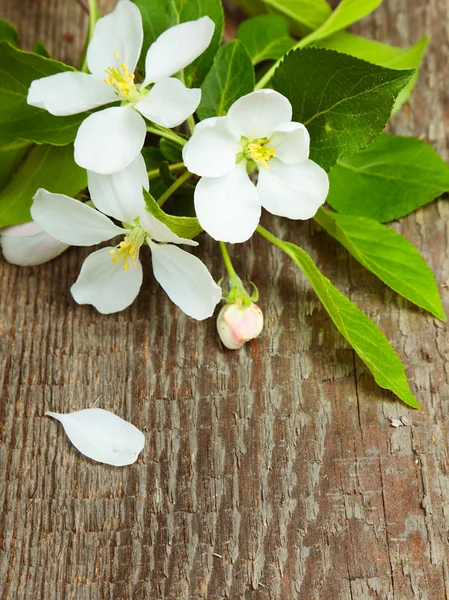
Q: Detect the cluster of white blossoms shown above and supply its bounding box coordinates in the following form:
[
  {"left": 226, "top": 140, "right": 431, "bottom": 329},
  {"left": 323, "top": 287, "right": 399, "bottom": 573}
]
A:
[{"left": 1, "top": 0, "right": 330, "bottom": 345}]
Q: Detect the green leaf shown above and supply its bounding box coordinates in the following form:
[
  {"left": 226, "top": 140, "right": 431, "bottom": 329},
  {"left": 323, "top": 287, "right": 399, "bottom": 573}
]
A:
[
  {"left": 326, "top": 133, "right": 449, "bottom": 222},
  {"left": 160, "top": 138, "right": 184, "bottom": 163},
  {"left": 32, "top": 40, "right": 51, "bottom": 58},
  {"left": 0, "top": 141, "right": 31, "bottom": 191},
  {"left": 231, "top": 0, "right": 332, "bottom": 37},
  {"left": 143, "top": 188, "right": 202, "bottom": 240},
  {"left": 314, "top": 208, "right": 445, "bottom": 321},
  {"left": 237, "top": 15, "right": 295, "bottom": 65},
  {"left": 318, "top": 32, "right": 429, "bottom": 113},
  {"left": 0, "top": 41, "right": 87, "bottom": 146},
  {"left": 134, "top": 0, "right": 224, "bottom": 87},
  {"left": 0, "top": 18, "right": 19, "bottom": 47},
  {"left": 197, "top": 40, "right": 255, "bottom": 120},
  {"left": 259, "top": 226, "right": 419, "bottom": 408},
  {"left": 272, "top": 48, "right": 414, "bottom": 171},
  {"left": 304, "top": 0, "right": 384, "bottom": 46},
  {"left": 0, "top": 144, "right": 87, "bottom": 227}
]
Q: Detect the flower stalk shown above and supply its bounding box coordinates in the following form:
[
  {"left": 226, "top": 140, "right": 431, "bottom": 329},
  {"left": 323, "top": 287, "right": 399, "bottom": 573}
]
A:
[{"left": 157, "top": 170, "right": 192, "bottom": 207}]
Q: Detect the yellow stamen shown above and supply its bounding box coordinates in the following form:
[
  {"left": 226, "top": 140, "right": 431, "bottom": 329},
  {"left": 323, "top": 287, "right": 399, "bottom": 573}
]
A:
[
  {"left": 246, "top": 138, "right": 276, "bottom": 168},
  {"left": 104, "top": 61, "right": 138, "bottom": 102}
]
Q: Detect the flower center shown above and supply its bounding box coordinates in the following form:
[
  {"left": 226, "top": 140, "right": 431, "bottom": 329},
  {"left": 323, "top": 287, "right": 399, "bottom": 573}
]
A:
[
  {"left": 109, "top": 225, "right": 146, "bottom": 270},
  {"left": 104, "top": 53, "right": 139, "bottom": 103},
  {"left": 244, "top": 138, "right": 276, "bottom": 169}
]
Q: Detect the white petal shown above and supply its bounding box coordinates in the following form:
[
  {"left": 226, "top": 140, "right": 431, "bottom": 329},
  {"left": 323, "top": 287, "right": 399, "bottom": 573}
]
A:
[
  {"left": 1, "top": 221, "right": 43, "bottom": 237},
  {"left": 27, "top": 72, "right": 117, "bottom": 116},
  {"left": 136, "top": 78, "right": 200, "bottom": 128},
  {"left": 1, "top": 229, "right": 69, "bottom": 266},
  {"left": 140, "top": 212, "right": 197, "bottom": 246},
  {"left": 71, "top": 247, "right": 143, "bottom": 313},
  {"left": 257, "top": 159, "right": 329, "bottom": 219},
  {"left": 31, "top": 189, "right": 125, "bottom": 245},
  {"left": 45, "top": 408, "right": 145, "bottom": 466},
  {"left": 88, "top": 153, "right": 148, "bottom": 223},
  {"left": 182, "top": 117, "right": 240, "bottom": 177},
  {"left": 149, "top": 241, "right": 222, "bottom": 320},
  {"left": 87, "top": 0, "right": 143, "bottom": 78},
  {"left": 74, "top": 106, "right": 146, "bottom": 174},
  {"left": 269, "top": 122, "right": 310, "bottom": 165},
  {"left": 194, "top": 163, "right": 261, "bottom": 243},
  {"left": 227, "top": 89, "right": 292, "bottom": 140},
  {"left": 142, "top": 17, "right": 215, "bottom": 85}
]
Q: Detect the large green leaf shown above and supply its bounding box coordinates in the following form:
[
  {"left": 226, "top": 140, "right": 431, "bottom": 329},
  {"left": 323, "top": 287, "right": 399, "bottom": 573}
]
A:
[
  {"left": 258, "top": 226, "right": 419, "bottom": 408},
  {"left": 0, "top": 141, "right": 31, "bottom": 191},
  {"left": 318, "top": 32, "right": 429, "bottom": 113},
  {"left": 134, "top": 0, "right": 224, "bottom": 87},
  {"left": 326, "top": 133, "right": 449, "bottom": 222},
  {"left": 314, "top": 208, "right": 445, "bottom": 321},
  {"left": 231, "top": 0, "right": 331, "bottom": 37},
  {"left": 143, "top": 189, "right": 202, "bottom": 240},
  {"left": 0, "top": 18, "right": 19, "bottom": 46},
  {"left": 0, "top": 144, "right": 87, "bottom": 227},
  {"left": 237, "top": 15, "right": 294, "bottom": 65},
  {"left": 197, "top": 40, "right": 255, "bottom": 120},
  {"left": 272, "top": 48, "right": 414, "bottom": 171},
  {"left": 0, "top": 42, "right": 87, "bottom": 146}
]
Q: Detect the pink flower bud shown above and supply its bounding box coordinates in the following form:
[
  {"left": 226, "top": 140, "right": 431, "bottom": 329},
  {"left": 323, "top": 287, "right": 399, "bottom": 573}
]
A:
[
  {"left": 217, "top": 302, "right": 264, "bottom": 350},
  {"left": 0, "top": 221, "right": 69, "bottom": 266}
]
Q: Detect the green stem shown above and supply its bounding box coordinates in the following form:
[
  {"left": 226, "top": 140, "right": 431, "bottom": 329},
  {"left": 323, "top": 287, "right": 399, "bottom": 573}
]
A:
[
  {"left": 147, "top": 125, "right": 187, "bottom": 147},
  {"left": 257, "top": 225, "right": 283, "bottom": 248},
  {"left": 219, "top": 241, "right": 238, "bottom": 280},
  {"left": 80, "top": 0, "right": 99, "bottom": 73},
  {"left": 186, "top": 115, "right": 196, "bottom": 135},
  {"left": 255, "top": 34, "right": 311, "bottom": 90},
  {"left": 147, "top": 162, "right": 185, "bottom": 181},
  {"left": 157, "top": 170, "right": 191, "bottom": 207}
]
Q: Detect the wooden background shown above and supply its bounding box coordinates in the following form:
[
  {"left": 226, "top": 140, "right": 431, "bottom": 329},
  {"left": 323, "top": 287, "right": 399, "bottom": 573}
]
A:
[{"left": 1, "top": 1, "right": 448, "bottom": 598}]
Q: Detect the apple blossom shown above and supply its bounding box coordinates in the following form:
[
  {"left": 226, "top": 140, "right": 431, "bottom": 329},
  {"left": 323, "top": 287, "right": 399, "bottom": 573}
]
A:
[
  {"left": 182, "top": 89, "right": 330, "bottom": 243},
  {"left": 0, "top": 221, "right": 69, "bottom": 266},
  {"left": 30, "top": 154, "right": 222, "bottom": 318},
  {"left": 217, "top": 302, "right": 264, "bottom": 350},
  {"left": 27, "top": 0, "right": 214, "bottom": 174}
]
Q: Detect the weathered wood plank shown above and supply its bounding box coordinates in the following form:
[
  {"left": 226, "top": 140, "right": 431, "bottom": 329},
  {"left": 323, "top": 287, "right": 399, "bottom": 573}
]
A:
[{"left": 0, "top": 1, "right": 448, "bottom": 598}]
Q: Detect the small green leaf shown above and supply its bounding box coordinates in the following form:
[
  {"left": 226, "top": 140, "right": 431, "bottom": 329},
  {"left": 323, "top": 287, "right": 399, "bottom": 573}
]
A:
[
  {"left": 32, "top": 40, "right": 51, "bottom": 58},
  {"left": 304, "top": 0, "right": 384, "bottom": 46},
  {"left": 237, "top": 15, "right": 295, "bottom": 65},
  {"left": 0, "top": 41, "right": 87, "bottom": 146},
  {"left": 232, "top": 0, "right": 332, "bottom": 37},
  {"left": 259, "top": 226, "right": 419, "bottom": 408},
  {"left": 0, "top": 144, "right": 87, "bottom": 227},
  {"left": 326, "top": 133, "right": 449, "bottom": 222},
  {"left": 143, "top": 188, "right": 202, "bottom": 240},
  {"left": 134, "top": 0, "right": 224, "bottom": 87},
  {"left": 0, "top": 141, "right": 31, "bottom": 190},
  {"left": 197, "top": 40, "right": 255, "bottom": 120},
  {"left": 0, "top": 18, "right": 19, "bottom": 47},
  {"left": 160, "top": 138, "right": 184, "bottom": 163},
  {"left": 318, "top": 32, "right": 429, "bottom": 113},
  {"left": 272, "top": 48, "right": 414, "bottom": 171},
  {"left": 314, "top": 208, "right": 446, "bottom": 321}
]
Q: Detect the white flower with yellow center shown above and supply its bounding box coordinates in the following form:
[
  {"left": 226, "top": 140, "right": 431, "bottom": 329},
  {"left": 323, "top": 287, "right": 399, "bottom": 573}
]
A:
[
  {"left": 30, "top": 155, "right": 222, "bottom": 318},
  {"left": 182, "top": 89, "right": 330, "bottom": 243},
  {"left": 27, "top": 0, "right": 214, "bottom": 175}
]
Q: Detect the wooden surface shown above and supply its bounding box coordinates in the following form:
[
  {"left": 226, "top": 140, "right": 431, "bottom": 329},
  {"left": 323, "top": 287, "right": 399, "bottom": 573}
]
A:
[{"left": 1, "top": 1, "right": 449, "bottom": 598}]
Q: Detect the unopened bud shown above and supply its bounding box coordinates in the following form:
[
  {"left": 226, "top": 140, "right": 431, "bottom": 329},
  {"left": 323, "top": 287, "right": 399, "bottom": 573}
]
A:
[{"left": 217, "top": 302, "right": 264, "bottom": 350}]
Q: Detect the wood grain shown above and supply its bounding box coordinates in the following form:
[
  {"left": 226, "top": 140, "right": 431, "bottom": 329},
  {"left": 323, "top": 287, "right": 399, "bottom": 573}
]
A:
[{"left": 0, "top": 1, "right": 448, "bottom": 598}]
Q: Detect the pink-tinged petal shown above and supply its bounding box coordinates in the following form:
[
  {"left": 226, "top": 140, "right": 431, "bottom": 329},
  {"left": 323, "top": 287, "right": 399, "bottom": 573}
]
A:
[
  {"left": 74, "top": 106, "right": 146, "bottom": 174},
  {"left": 257, "top": 159, "right": 329, "bottom": 219},
  {"left": 1, "top": 228, "right": 69, "bottom": 266},
  {"left": 87, "top": 0, "right": 143, "bottom": 78},
  {"left": 136, "top": 78, "right": 200, "bottom": 128},
  {"left": 148, "top": 241, "right": 222, "bottom": 320},
  {"left": 143, "top": 17, "right": 215, "bottom": 85},
  {"left": 31, "top": 189, "right": 125, "bottom": 246},
  {"left": 194, "top": 162, "right": 261, "bottom": 243},
  {"left": 182, "top": 117, "right": 240, "bottom": 177},
  {"left": 27, "top": 72, "right": 117, "bottom": 116},
  {"left": 71, "top": 247, "right": 143, "bottom": 314},
  {"left": 1, "top": 221, "right": 43, "bottom": 237},
  {"left": 227, "top": 89, "right": 292, "bottom": 140},
  {"left": 269, "top": 122, "right": 310, "bottom": 165},
  {"left": 87, "top": 153, "right": 148, "bottom": 223}
]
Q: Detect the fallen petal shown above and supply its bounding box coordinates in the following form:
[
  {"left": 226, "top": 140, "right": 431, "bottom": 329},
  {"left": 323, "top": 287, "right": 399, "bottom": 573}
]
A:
[{"left": 46, "top": 408, "right": 145, "bottom": 466}]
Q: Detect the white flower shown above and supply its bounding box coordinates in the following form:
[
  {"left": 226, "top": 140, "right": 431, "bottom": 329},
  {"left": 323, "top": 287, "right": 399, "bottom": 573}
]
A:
[
  {"left": 30, "top": 154, "right": 222, "bottom": 318},
  {"left": 27, "top": 0, "right": 215, "bottom": 174},
  {"left": 217, "top": 302, "right": 264, "bottom": 349},
  {"left": 0, "top": 221, "right": 69, "bottom": 266},
  {"left": 183, "top": 89, "right": 330, "bottom": 243}
]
